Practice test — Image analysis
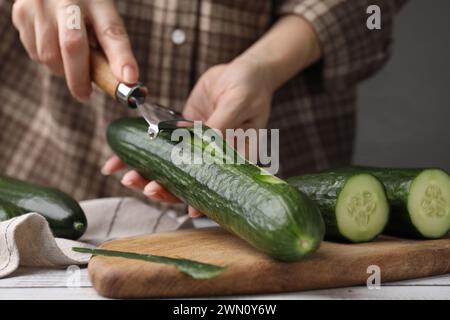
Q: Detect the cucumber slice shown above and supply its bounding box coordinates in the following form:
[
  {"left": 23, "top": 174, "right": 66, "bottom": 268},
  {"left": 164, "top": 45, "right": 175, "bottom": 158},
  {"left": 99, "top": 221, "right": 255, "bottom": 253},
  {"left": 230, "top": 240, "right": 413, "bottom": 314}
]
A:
[
  {"left": 288, "top": 172, "right": 390, "bottom": 242},
  {"left": 336, "top": 174, "right": 390, "bottom": 242},
  {"left": 407, "top": 169, "right": 450, "bottom": 238}
]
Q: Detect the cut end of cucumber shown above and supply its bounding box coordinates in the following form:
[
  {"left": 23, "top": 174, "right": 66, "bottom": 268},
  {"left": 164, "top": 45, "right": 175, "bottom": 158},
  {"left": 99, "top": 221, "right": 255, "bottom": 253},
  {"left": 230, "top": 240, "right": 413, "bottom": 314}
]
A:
[
  {"left": 73, "top": 221, "right": 86, "bottom": 233},
  {"left": 335, "top": 174, "right": 389, "bottom": 242},
  {"left": 408, "top": 169, "right": 450, "bottom": 238}
]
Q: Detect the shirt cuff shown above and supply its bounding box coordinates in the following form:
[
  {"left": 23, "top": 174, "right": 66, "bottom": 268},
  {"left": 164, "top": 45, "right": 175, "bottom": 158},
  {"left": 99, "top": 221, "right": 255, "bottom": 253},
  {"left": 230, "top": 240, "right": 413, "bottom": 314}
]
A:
[{"left": 276, "top": 0, "right": 400, "bottom": 91}]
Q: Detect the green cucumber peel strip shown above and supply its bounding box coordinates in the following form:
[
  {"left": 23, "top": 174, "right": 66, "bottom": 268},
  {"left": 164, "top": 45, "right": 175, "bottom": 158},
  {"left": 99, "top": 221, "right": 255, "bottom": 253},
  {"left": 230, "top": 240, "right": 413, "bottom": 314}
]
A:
[{"left": 72, "top": 247, "right": 226, "bottom": 279}]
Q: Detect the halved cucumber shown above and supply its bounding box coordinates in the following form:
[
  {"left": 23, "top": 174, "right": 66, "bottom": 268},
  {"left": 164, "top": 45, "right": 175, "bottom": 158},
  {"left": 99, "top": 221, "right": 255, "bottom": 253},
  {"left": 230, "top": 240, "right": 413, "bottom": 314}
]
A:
[
  {"left": 288, "top": 172, "right": 390, "bottom": 242},
  {"left": 370, "top": 168, "right": 450, "bottom": 239},
  {"left": 336, "top": 174, "right": 390, "bottom": 242},
  {"left": 407, "top": 169, "right": 450, "bottom": 238},
  {"left": 336, "top": 167, "right": 450, "bottom": 239}
]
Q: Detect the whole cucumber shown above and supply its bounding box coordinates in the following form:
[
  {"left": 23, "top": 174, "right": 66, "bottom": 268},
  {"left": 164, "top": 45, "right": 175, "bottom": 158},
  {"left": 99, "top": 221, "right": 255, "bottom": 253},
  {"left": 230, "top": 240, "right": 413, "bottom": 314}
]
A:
[
  {"left": 0, "top": 198, "right": 26, "bottom": 221},
  {"left": 107, "top": 118, "right": 325, "bottom": 261},
  {"left": 0, "top": 176, "right": 87, "bottom": 239}
]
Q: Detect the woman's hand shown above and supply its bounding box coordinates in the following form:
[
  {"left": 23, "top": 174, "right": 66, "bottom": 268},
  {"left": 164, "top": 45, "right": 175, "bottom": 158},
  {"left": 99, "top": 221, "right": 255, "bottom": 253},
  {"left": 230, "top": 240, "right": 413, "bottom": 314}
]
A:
[
  {"left": 183, "top": 57, "right": 274, "bottom": 133},
  {"left": 11, "top": 0, "right": 139, "bottom": 102},
  {"left": 102, "top": 58, "right": 275, "bottom": 218}
]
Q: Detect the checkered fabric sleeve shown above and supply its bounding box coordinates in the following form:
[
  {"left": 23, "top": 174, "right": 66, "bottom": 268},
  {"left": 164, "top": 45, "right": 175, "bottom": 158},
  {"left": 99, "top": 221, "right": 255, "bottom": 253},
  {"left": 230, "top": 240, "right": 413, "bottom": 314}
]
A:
[{"left": 276, "top": 0, "right": 408, "bottom": 91}]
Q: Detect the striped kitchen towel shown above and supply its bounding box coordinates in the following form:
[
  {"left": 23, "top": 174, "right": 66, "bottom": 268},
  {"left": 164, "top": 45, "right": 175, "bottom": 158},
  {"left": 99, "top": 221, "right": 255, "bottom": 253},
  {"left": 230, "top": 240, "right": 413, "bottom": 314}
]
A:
[{"left": 0, "top": 197, "right": 191, "bottom": 278}]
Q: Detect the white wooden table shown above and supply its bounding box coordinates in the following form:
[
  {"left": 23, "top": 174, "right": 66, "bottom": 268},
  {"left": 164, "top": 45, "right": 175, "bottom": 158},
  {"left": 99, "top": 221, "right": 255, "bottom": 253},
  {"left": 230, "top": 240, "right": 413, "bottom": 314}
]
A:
[
  {"left": 1, "top": 218, "right": 449, "bottom": 300},
  {"left": 0, "top": 267, "right": 449, "bottom": 300}
]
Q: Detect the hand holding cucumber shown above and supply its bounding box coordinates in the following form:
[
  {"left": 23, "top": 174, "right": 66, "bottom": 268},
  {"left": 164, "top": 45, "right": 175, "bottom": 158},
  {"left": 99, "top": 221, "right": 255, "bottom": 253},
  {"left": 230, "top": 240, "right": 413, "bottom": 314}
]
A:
[{"left": 101, "top": 155, "right": 203, "bottom": 216}]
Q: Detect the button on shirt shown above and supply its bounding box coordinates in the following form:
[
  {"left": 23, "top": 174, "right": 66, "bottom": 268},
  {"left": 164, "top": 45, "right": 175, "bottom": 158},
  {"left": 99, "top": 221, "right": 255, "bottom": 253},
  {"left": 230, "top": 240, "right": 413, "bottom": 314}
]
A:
[{"left": 171, "top": 29, "right": 186, "bottom": 45}]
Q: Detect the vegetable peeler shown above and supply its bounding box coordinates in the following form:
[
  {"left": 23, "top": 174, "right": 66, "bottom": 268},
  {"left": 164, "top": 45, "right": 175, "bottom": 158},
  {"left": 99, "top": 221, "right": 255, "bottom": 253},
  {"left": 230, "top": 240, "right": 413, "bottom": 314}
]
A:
[{"left": 90, "top": 50, "right": 193, "bottom": 138}]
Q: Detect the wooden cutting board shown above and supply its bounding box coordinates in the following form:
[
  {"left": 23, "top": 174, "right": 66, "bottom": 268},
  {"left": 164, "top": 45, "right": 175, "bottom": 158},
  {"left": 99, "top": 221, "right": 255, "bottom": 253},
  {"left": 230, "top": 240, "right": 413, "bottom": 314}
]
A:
[{"left": 88, "top": 227, "right": 450, "bottom": 298}]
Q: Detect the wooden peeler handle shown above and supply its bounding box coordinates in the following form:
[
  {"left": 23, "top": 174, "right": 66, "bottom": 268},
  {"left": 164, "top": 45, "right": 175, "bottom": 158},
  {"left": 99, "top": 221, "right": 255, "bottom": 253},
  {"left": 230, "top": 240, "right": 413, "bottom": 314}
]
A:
[
  {"left": 90, "top": 49, "right": 120, "bottom": 100},
  {"left": 89, "top": 49, "right": 144, "bottom": 108}
]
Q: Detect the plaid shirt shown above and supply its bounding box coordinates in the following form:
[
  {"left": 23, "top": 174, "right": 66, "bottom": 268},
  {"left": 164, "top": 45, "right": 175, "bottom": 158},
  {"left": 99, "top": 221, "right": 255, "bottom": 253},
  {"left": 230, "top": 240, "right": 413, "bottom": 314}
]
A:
[{"left": 0, "top": 0, "right": 406, "bottom": 201}]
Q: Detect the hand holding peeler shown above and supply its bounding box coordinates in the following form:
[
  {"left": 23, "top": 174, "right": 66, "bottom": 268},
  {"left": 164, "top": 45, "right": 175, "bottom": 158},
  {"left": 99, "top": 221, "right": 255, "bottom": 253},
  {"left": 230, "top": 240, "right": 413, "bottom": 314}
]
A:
[{"left": 90, "top": 50, "right": 193, "bottom": 138}]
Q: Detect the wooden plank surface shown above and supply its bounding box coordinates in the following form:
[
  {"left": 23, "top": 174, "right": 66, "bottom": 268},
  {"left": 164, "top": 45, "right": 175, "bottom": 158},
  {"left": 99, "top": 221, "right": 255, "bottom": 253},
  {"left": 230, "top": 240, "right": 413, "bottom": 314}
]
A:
[
  {"left": 87, "top": 227, "right": 450, "bottom": 299},
  {"left": 1, "top": 220, "right": 449, "bottom": 300}
]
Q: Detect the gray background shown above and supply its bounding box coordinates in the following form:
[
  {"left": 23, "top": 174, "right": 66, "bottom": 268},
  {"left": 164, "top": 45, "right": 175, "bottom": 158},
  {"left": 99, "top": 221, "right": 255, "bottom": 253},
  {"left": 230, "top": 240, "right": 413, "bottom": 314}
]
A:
[{"left": 354, "top": 0, "right": 450, "bottom": 171}]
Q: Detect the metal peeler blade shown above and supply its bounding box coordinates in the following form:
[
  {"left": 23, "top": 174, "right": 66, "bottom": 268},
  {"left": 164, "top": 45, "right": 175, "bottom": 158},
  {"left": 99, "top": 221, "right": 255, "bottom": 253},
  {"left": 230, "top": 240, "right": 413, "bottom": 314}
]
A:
[
  {"left": 135, "top": 100, "right": 193, "bottom": 139},
  {"left": 117, "top": 83, "right": 194, "bottom": 139}
]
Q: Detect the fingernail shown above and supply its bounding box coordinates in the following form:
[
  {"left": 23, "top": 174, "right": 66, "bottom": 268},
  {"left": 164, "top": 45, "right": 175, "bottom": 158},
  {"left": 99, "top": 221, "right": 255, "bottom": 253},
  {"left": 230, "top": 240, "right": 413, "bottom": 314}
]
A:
[
  {"left": 143, "top": 185, "right": 155, "bottom": 197},
  {"left": 121, "top": 176, "right": 133, "bottom": 186},
  {"left": 101, "top": 158, "right": 114, "bottom": 175},
  {"left": 188, "top": 207, "right": 202, "bottom": 218},
  {"left": 189, "top": 212, "right": 202, "bottom": 218},
  {"left": 101, "top": 165, "right": 111, "bottom": 175},
  {"left": 122, "top": 65, "right": 136, "bottom": 84}
]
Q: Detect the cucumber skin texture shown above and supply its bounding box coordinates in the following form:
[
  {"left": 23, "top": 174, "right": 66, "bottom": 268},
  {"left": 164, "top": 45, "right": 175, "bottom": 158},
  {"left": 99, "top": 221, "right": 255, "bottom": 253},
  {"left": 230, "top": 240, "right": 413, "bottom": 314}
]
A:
[
  {"left": 335, "top": 167, "right": 447, "bottom": 239},
  {"left": 287, "top": 173, "right": 343, "bottom": 241},
  {"left": 107, "top": 118, "right": 325, "bottom": 262},
  {"left": 287, "top": 171, "right": 386, "bottom": 242},
  {"left": 0, "top": 176, "right": 87, "bottom": 239}
]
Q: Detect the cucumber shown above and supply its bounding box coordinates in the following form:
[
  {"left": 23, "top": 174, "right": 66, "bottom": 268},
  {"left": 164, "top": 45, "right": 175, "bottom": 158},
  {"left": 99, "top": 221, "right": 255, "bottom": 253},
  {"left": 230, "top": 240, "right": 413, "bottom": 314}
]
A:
[
  {"left": 0, "top": 198, "right": 26, "bottom": 221},
  {"left": 0, "top": 176, "right": 88, "bottom": 239},
  {"left": 287, "top": 172, "right": 390, "bottom": 242},
  {"left": 107, "top": 118, "right": 325, "bottom": 261},
  {"left": 348, "top": 167, "right": 450, "bottom": 239}
]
